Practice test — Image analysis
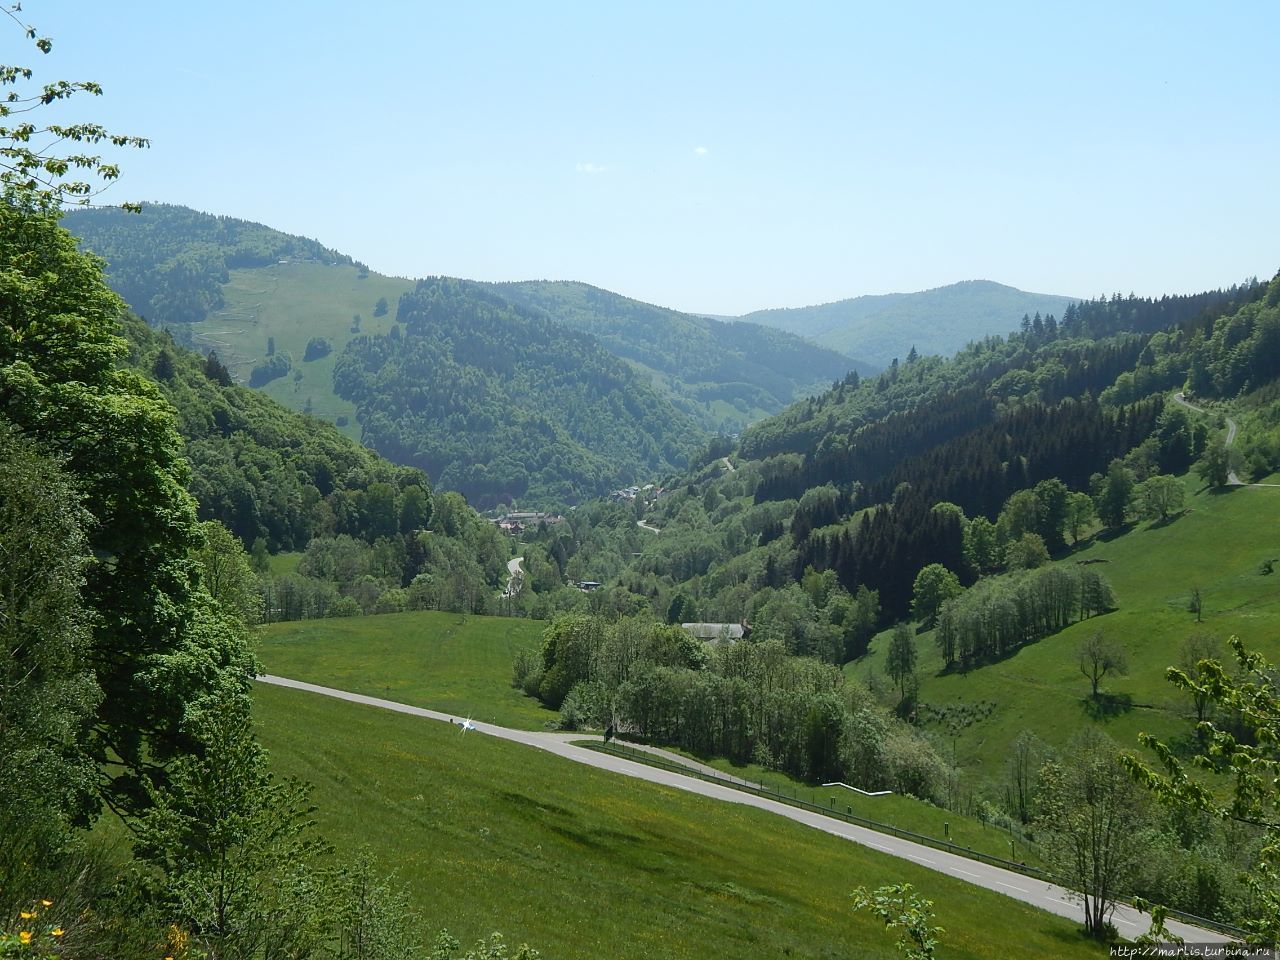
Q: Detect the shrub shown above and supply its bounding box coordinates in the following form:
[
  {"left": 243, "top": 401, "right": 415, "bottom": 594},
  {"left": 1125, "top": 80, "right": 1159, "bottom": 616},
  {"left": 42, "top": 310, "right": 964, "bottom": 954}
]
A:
[
  {"left": 303, "top": 337, "right": 332, "bottom": 362},
  {"left": 249, "top": 353, "right": 291, "bottom": 387}
]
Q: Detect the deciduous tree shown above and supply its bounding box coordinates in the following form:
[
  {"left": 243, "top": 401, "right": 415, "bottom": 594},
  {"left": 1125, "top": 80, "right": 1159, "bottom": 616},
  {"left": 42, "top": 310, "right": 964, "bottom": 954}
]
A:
[
  {"left": 1195, "top": 437, "right": 1231, "bottom": 488},
  {"left": 0, "top": 426, "right": 99, "bottom": 891},
  {"left": 1065, "top": 491, "right": 1095, "bottom": 544},
  {"left": 1038, "top": 731, "right": 1148, "bottom": 939},
  {"left": 0, "top": 7, "right": 148, "bottom": 209},
  {"left": 1137, "top": 474, "right": 1185, "bottom": 522},
  {"left": 886, "top": 623, "right": 917, "bottom": 702},
  {"left": 910, "top": 563, "right": 962, "bottom": 628},
  {"left": 1078, "top": 631, "right": 1127, "bottom": 699}
]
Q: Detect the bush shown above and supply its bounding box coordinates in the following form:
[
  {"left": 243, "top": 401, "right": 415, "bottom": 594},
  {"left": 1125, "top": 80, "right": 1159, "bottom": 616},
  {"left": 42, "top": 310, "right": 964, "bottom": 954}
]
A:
[
  {"left": 559, "top": 680, "right": 609, "bottom": 730},
  {"left": 328, "top": 596, "right": 362, "bottom": 618},
  {"left": 511, "top": 648, "right": 541, "bottom": 691},
  {"left": 248, "top": 353, "right": 291, "bottom": 387},
  {"left": 303, "top": 337, "right": 332, "bottom": 362},
  {"left": 374, "top": 588, "right": 407, "bottom": 615}
]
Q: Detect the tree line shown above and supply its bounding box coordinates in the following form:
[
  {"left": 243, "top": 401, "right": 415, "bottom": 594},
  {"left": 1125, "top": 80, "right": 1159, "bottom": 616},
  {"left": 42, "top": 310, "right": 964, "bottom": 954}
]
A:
[{"left": 514, "top": 614, "right": 951, "bottom": 800}]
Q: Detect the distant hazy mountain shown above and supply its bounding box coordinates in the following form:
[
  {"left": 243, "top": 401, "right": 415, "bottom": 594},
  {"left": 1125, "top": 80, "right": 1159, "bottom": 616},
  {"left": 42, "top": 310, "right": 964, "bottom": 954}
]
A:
[
  {"left": 737, "top": 280, "right": 1077, "bottom": 368},
  {"left": 482, "top": 280, "right": 872, "bottom": 433}
]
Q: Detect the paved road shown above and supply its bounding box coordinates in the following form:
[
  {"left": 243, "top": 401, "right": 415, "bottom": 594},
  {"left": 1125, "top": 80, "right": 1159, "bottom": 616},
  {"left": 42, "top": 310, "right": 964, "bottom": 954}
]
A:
[
  {"left": 501, "top": 556, "right": 525, "bottom": 599},
  {"left": 636, "top": 519, "right": 661, "bottom": 533},
  {"left": 607, "top": 740, "right": 757, "bottom": 787},
  {"left": 257, "top": 674, "right": 1229, "bottom": 945}
]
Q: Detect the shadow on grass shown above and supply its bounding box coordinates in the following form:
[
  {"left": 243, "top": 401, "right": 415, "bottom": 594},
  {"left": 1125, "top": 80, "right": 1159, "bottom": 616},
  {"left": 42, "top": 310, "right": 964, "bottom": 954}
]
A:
[
  {"left": 1082, "top": 692, "right": 1134, "bottom": 719},
  {"left": 1163, "top": 728, "right": 1212, "bottom": 759},
  {"left": 1146, "top": 510, "right": 1189, "bottom": 530},
  {"left": 1203, "top": 483, "right": 1241, "bottom": 496},
  {"left": 1094, "top": 523, "right": 1136, "bottom": 543}
]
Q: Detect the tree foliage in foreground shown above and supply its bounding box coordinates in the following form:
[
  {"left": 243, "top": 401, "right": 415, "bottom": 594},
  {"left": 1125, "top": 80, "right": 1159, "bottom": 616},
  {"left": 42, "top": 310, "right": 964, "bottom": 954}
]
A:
[
  {"left": 850, "top": 883, "right": 943, "bottom": 960},
  {"left": 0, "top": 200, "right": 259, "bottom": 817},
  {"left": 0, "top": 6, "right": 148, "bottom": 209},
  {"left": 1126, "top": 636, "right": 1280, "bottom": 945},
  {"left": 0, "top": 427, "right": 98, "bottom": 903}
]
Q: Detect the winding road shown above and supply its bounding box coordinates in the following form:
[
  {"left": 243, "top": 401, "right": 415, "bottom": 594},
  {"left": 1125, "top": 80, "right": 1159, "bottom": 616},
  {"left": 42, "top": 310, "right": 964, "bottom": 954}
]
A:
[
  {"left": 257, "top": 674, "right": 1229, "bottom": 945},
  {"left": 501, "top": 556, "right": 524, "bottom": 599},
  {"left": 1172, "top": 392, "right": 1280, "bottom": 487}
]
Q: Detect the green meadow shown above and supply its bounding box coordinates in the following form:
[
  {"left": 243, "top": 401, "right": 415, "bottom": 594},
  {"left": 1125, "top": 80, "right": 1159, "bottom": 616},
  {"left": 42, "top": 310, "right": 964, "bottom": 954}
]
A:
[
  {"left": 590, "top": 742, "right": 1041, "bottom": 867},
  {"left": 254, "top": 682, "right": 1102, "bottom": 960},
  {"left": 850, "top": 472, "right": 1280, "bottom": 784},
  {"left": 257, "top": 610, "right": 1041, "bottom": 862},
  {"left": 256, "top": 610, "right": 556, "bottom": 729},
  {"left": 194, "top": 262, "right": 414, "bottom": 438}
]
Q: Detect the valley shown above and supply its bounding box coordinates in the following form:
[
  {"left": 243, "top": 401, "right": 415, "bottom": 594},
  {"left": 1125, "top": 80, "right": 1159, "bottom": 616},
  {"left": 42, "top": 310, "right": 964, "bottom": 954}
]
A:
[{"left": 6, "top": 7, "right": 1280, "bottom": 956}]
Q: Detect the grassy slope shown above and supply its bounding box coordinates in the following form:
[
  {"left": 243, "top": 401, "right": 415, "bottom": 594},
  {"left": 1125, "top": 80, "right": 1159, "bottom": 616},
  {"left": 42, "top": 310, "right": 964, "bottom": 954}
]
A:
[
  {"left": 258, "top": 611, "right": 1039, "bottom": 868},
  {"left": 190, "top": 262, "right": 414, "bottom": 439},
  {"left": 849, "top": 472, "right": 1280, "bottom": 784},
  {"left": 660, "top": 750, "right": 1040, "bottom": 865},
  {"left": 254, "top": 683, "right": 1100, "bottom": 960},
  {"left": 255, "top": 611, "right": 556, "bottom": 730}
]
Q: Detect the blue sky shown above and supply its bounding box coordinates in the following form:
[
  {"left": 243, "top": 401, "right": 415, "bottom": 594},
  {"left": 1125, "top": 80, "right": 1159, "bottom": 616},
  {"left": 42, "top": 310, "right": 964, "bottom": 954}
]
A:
[{"left": 20, "top": 1, "right": 1280, "bottom": 314}]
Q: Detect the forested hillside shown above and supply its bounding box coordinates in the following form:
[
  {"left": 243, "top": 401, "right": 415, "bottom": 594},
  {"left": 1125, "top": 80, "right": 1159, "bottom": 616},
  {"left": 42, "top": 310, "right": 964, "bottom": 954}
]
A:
[
  {"left": 334, "top": 277, "right": 704, "bottom": 506},
  {"left": 520, "top": 275, "right": 1274, "bottom": 632},
  {"left": 483, "top": 280, "right": 869, "bottom": 432},
  {"left": 63, "top": 204, "right": 357, "bottom": 326},
  {"left": 120, "top": 317, "right": 512, "bottom": 620},
  {"left": 738, "top": 279, "right": 1077, "bottom": 367}
]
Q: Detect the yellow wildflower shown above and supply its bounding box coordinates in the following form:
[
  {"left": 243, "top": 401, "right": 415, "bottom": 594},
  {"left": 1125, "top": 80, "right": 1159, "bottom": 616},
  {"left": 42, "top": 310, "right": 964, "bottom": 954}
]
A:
[
  {"left": 52, "top": 927, "right": 65, "bottom": 937},
  {"left": 19, "top": 931, "right": 32, "bottom": 944},
  {"left": 20, "top": 911, "right": 34, "bottom": 919},
  {"left": 40, "top": 899, "right": 52, "bottom": 906}
]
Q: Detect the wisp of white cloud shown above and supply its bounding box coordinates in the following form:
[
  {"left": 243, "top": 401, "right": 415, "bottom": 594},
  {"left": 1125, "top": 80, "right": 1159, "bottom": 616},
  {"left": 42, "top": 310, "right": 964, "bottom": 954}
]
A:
[
  {"left": 575, "top": 162, "right": 606, "bottom": 174},
  {"left": 693, "top": 146, "right": 709, "bottom": 156}
]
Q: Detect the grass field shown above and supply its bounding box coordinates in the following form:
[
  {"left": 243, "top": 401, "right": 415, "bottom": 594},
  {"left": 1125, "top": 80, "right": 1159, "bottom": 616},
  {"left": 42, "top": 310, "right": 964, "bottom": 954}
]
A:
[
  {"left": 645, "top": 747, "right": 1041, "bottom": 866},
  {"left": 255, "top": 611, "right": 557, "bottom": 730},
  {"left": 257, "top": 610, "right": 1043, "bottom": 864},
  {"left": 254, "top": 682, "right": 1104, "bottom": 960},
  {"left": 849, "top": 472, "right": 1280, "bottom": 785},
  {"left": 186, "top": 262, "right": 414, "bottom": 439},
  {"left": 265, "top": 550, "right": 303, "bottom": 578}
]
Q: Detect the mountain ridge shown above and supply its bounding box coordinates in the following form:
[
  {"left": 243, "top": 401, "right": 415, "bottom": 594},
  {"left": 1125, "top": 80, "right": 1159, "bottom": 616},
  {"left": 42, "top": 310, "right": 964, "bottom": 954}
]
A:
[{"left": 737, "top": 279, "right": 1078, "bottom": 367}]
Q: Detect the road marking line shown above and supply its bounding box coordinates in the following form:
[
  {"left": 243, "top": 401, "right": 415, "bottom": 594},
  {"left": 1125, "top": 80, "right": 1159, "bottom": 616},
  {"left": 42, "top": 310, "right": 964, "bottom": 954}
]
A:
[
  {"left": 997, "top": 881, "right": 1029, "bottom": 893},
  {"left": 908, "top": 854, "right": 936, "bottom": 865},
  {"left": 868, "top": 842, "right": 892, "bottom": 852},
  {"left": 954, "top": 868, "right": 980, "bottom": 879}
]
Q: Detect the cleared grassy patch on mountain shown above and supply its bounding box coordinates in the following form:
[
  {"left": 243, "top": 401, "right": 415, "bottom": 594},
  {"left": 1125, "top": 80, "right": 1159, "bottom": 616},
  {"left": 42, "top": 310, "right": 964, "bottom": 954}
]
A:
[
  {"left": 255, "top": 611, "right": 555, "bottom": 729},
  {"left": 849, "top": 472, "right": 1280, "bottom": 784},
  {"left": 203, "top": 262, "right": 413, "bottom": 438},
  {"left": 254, "top": 682, "right": 1101, "bottom": 960}
]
